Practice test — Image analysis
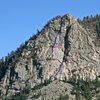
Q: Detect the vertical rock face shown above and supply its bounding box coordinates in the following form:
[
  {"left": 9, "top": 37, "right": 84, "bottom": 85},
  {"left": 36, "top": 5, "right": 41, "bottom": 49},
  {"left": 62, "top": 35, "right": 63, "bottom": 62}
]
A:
[
  {"left": 14, "top": 14, "right": 100, "bottom": 83},
  {"left": 0, "top": 14, "right": 100, "bottom": 97}
]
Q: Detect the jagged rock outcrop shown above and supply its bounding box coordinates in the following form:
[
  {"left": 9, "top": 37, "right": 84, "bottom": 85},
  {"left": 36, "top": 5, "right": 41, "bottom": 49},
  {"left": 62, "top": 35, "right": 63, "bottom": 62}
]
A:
[{"left": 0, "top": 14, "right": 100, "bottom": 99}]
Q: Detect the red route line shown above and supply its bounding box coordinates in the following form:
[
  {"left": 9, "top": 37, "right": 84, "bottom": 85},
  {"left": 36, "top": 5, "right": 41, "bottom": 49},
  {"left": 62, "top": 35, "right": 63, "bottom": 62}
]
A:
[
  {"left": 51, "top": 58, "right": 62, "bottom": 63},
  {"left": 51, "top": 61, "right": 64, "bottom": 80},
  {"left": 50, "top": 18, "right": 64, "bottom": 80}
]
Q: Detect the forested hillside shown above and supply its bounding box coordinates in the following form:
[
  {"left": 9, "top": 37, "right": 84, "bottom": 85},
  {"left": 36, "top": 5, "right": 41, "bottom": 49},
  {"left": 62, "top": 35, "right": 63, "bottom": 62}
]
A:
[{"left": 79, "top": 14, "right": 100, "bottom": 39}]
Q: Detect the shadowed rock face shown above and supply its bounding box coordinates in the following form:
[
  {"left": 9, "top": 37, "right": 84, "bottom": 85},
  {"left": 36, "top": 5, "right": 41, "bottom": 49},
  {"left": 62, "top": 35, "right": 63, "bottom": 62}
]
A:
[{"left": 0, "top": 14, "right": 100, "bottom": 97}]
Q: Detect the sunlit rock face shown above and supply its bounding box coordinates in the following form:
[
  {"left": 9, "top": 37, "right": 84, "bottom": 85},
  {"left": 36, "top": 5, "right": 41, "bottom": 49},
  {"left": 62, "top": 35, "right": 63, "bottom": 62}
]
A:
[{"left": 0, "top": 14, "right": 100, "bottom": 97}]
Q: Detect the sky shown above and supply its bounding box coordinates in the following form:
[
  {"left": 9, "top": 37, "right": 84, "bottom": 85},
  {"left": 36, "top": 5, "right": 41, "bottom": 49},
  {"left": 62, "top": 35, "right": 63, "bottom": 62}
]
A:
[{"left": 0, "top": 0, "right": 100, "bottom": 58}]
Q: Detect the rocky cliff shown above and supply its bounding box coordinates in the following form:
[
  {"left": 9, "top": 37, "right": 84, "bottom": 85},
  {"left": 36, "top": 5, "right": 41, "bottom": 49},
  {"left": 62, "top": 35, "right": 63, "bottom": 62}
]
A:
[{"left": 0, "top": 14, "right": 100, "bottom": 99}]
